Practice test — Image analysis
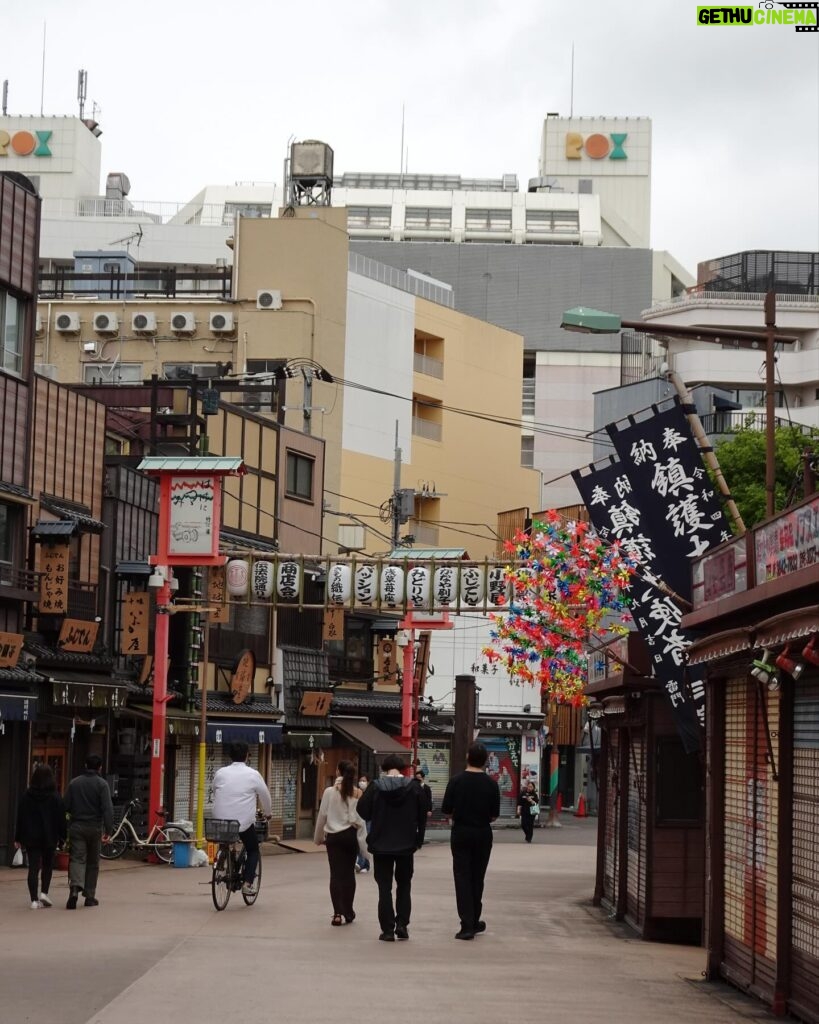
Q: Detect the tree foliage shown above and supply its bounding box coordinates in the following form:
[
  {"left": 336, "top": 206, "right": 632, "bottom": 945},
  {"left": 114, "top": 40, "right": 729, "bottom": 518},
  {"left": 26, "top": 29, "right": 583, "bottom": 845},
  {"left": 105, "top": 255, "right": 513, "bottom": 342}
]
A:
[{"left": 713, "top": 424, "right": 819, "bottom": 528}]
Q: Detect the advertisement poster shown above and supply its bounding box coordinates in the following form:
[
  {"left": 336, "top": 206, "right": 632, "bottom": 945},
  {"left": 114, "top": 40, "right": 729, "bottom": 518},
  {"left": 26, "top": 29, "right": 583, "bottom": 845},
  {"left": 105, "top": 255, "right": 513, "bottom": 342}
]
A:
[{"left": 482, "top": 736, "right": 520, "bottom": 817}]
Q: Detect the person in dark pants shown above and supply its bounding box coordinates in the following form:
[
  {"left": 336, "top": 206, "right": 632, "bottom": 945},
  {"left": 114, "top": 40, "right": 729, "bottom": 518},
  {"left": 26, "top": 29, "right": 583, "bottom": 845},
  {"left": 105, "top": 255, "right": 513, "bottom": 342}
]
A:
[
  {"left": 212, "top": 741, "right": 273, "bottom": 897},
  {"left": 356, "top": 753, "right": 426, "bottom": 942},
  {"left": 441, "top": 742, "right": 500, "bottom": 940},
  {"left": 414, "top": 769, "right": 433, "bottom": 819},
  {"left": 314, "top": 760, "right": 366, "bottom": 926},
  {"left": 516, "top": 781, "right": 539, "bottom": 842},
  {"left": 63, "top": 754, "right": 115, "bottom": 909},
  {"left": 14, "top": 764, "right": 67, "bottom": 909}
]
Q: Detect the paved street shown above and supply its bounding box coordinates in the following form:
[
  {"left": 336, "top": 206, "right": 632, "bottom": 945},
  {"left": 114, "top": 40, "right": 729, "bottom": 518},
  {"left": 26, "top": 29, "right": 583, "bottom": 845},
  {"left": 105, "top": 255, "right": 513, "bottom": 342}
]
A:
[{"left": 1, "top": 817, "right": 773, "bottom": 1024}]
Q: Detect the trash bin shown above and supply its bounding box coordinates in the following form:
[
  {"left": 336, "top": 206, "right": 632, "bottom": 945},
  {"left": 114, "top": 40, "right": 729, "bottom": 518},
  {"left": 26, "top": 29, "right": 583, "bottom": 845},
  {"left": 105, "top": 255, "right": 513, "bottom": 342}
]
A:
[{"left": 172, "top": 841, "right": 192, "bottom": 868}]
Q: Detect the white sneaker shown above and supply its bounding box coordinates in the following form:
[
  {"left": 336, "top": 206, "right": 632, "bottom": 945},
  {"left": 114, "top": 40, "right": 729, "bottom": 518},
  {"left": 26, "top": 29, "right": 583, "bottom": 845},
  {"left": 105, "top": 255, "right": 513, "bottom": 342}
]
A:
[
  {"left": 38, "top": 892, "right": 53, "bottom": 907},
  {"left": 241, "top": 882, "right": 257, "bottom": 896},
  {"left": 360, "top": 866, "right": 370, "bottom": 874},
  {"left": 30, "top": 901, "right": 41, "bottom": 909}
]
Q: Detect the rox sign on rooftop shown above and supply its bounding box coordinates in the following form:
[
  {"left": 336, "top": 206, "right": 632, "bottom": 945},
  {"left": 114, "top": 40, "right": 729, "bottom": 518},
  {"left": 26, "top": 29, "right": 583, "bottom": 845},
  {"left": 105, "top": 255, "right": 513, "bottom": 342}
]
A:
[
  {"left": 565, "top": 132, "right": 627, "bottom": 160},
  {"left": 0, "top": 130, "right": 53, "bottom": 157}
]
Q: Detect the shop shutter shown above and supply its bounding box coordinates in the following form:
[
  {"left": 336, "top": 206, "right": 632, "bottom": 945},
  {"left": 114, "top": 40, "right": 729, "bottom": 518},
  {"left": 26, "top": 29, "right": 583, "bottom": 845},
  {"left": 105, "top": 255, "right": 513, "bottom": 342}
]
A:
[
  {"left": 601, "top": 728, "right": 621, "bottom": 912},
  {"left": 268, "top": 749, "right": 299, "bottom": 840},
  {"left": 790, "top": 679, "right": 819, "bottom": 1021},
  {"left": 173, "top": 743, "right": 192, "bottom": 820},
  {"left": 722, "top": 678, "right": 778, "bottom": 997},
  {"left": 626, "top": 730, "right": 647, "bottom": 928}
]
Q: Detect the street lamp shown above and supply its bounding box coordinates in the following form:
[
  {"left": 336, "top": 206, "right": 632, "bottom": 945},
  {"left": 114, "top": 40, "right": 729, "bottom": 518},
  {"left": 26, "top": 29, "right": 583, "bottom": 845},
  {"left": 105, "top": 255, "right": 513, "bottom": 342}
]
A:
[{"left": 561, "top": 296, "right": 798, "bottom": 519}]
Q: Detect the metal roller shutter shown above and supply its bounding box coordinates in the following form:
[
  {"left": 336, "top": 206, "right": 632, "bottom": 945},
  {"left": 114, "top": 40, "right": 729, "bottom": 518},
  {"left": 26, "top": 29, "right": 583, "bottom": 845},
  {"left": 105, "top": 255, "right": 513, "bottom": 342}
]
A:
[
  {"left": 722, "top": 678, "right": 778, "bottom": 997},
  {"left": 267, "top": 749, "right": 299, "bottom": 840},
  {"left": 626, "top": 730, "right": 647, "bottom": 928},
  {"left": 790, "top": 679, "right": 819, "bottom": 1021},
  {"left": 173, "top": 742, "right": 192, "bottom": 820},
  {"left": 602, "top": 728, "right": 620, "bottom": 912}
]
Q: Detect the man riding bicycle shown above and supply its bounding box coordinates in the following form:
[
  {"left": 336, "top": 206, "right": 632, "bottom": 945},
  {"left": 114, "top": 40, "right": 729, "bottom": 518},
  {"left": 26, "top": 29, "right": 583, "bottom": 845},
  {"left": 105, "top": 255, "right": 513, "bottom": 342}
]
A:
[{"left": 212, "top": 741, "right": 272, "bottom": 895}]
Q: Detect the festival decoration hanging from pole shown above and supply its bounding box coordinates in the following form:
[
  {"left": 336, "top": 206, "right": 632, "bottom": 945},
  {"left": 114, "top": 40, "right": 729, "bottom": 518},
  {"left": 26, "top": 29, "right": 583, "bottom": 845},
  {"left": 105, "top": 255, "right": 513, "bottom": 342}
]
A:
[{"left": 483, "top": 511, "right": 637, "bottom": 706}]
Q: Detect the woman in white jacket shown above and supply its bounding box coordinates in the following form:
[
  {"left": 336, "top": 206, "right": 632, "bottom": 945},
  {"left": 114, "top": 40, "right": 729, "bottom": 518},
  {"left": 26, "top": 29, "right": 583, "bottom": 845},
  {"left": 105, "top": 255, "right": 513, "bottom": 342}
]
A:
[{"left": 314, "top": 760, "right": 367, "bottom": 925}]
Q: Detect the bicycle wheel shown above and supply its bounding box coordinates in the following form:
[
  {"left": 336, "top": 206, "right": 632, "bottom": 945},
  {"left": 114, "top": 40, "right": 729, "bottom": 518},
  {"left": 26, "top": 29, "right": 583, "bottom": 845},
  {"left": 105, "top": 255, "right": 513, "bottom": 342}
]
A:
[
  {"left": 100, "top": 833, "right": 128, "bottom": 860},
  {"left": 211, "top": 846, "right": 231, "bottom": 911},
  {"left": 153, "top": 826, "right": 188, "bottom": 864},
  {"left": 242, "top": 850, "right": 262, "bottom": 906}
]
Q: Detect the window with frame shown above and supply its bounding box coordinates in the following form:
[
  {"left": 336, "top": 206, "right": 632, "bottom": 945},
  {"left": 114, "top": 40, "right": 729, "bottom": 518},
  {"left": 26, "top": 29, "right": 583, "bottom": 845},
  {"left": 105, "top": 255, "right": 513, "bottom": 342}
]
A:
[
  {"left": 405, "top": 207, "right": 452, "bottom": 231},
  {"left": 521, "top": 435, "right": 534, "bottom": 468},
  {"left": 286, "top": 451, "right": 314, "bottom": 501},
  {"left": 464, "top": 208, "right": 512, "bottom": 232},
  {"left": 84, "top": 363, "right": 143, "bottom": 384},
  {"left": 1, "top": 289, "right": 24, "bottom": 376},
  {"left": 243, "top": 358, "right": 284, "bottom": 413},
  {"left": 163, "top": 362, "right": 221, "bottom": 381},
  {"left": 346, "top": 206, "right": 391, "bottom": 231},
  {"left": 526, "top": 210, "right": 579, "bottom": 234},
  {"left": 0, "top": 502, "right": 19, "bottom": 584}
]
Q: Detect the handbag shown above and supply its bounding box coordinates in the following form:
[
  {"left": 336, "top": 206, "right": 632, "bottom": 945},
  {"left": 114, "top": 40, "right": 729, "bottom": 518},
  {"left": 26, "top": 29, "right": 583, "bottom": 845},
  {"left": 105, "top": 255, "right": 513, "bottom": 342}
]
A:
[
  {"left": 530, "top": 803, "right": 540, "bottom": 816},
  {"left": 12, "top": 846, "right": 24, "bottom": 867}
]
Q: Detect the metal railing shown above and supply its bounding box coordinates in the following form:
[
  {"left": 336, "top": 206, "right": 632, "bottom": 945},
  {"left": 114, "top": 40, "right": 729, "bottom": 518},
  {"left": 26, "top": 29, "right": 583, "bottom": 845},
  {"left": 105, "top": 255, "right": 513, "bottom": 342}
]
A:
[
  {"left": 0, "top": 564, "right": 40, "bottom": 595},
  {"left": 413, "top": 352, "right": 444, "bottom": 379},
  {"left": 521, "top": 378, "right": 536, "bottom": 416},
  {"left": 645, "top": 291, "right": 819, "bottom": 315},
  {"left": 700, "top": 411, "right": 819, "bottom": 440},
  {"left": 41, "top": 197, "right": 276, "bottom": 227},
  {"left": 37, "top": 268, "right": 233, "bottom": 300},
  {"left": 348, "top": 253, "right": 454, "bottom": 308},
  {"left": 412, "top": 416, "right": 442, "bottom": 442}
]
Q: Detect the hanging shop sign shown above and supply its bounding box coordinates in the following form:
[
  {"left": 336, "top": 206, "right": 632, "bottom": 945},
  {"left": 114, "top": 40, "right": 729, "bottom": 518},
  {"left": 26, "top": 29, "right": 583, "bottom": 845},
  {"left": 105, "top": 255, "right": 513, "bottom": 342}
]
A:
[
  {"left": 120, "top": 592, "right": 149, "bottom": 655},
  {"left": 39, "top": 543, "right": 69, "bottom": 614},
  {"left": 322, "top": 607, "right": 344, "bottom": 642},
  {"left": 377, "top": 637, "right": 398, "bottom": 684},
  {"left": 299, "top": 690, "right": 332, "bottom": 716},
  {"left": 0, "top": 631, "right": 24, "bottom": 668},
  {"left": 58, "top": 617, "right": 99, "bottom": 653},
  {"left": 230, "top": 648, "right": 255, "bottom": 705},
  {"left": 208, "top": 565, "right": 231, "bottom": 623},
  {"left": 754, "top": 493, "right": 819, "bottom": 584}
]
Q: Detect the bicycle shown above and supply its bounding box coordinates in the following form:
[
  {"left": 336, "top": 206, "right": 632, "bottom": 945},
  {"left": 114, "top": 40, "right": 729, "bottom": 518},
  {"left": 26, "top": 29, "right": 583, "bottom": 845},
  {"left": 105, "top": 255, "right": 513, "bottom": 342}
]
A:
[
  {"left": 205, "top": 816, "right": 267, "bottom": 911},
  {"left": 100, "top": 799, "right": 193, "bottom": 863}
]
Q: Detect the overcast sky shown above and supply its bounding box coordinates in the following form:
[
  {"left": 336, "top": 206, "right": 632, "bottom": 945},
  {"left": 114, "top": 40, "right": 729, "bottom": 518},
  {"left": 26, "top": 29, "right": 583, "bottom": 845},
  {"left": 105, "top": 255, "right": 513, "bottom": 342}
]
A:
[{"left": 2, "top": 0, "right": 817, "bottom": 273}]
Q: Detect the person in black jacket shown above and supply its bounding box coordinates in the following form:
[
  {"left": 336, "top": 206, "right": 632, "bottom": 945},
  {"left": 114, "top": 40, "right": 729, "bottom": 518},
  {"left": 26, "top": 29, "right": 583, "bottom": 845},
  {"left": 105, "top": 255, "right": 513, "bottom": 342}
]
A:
[
  {"left": 64, "top": 754, "right": 114, "bottom": 909},
  {"left": 516, "top": 781, "right": 539, "bottom": 843},
  {"left": 441, "top": 742, "right": 501, "bottom": 940},
  {"left": 414, "top": 769, "right": 433, "bottom": 819},
  {"left": 356, "top": 753, "right": 426, "bottom": 942},
  {"left": 15, "top": 764, "right": 67, "bottom": 909}
]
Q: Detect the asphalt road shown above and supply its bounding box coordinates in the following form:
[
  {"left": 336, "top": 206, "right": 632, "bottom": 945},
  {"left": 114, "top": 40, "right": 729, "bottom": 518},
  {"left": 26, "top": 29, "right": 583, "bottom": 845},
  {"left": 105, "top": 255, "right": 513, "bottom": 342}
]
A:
[{"left": 0, "top": 816, "right": 773, "bottom": 1024}]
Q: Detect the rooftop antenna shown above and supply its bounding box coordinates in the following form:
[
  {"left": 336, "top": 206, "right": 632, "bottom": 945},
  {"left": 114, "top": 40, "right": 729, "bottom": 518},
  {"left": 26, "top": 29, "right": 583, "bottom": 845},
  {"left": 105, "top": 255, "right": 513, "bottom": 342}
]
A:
[
  {"left": 40, "top": 23, "right": 46, "bottom": 116},
  {"left": 570, "top": 43, "right": 575, "bottom": 117},
  {"left": 77, "top": 69, "right": 87, "bottom": 121},
  {"left": 2, "top": 80, "right": 8, "bottom": 117},
  {"left": 399, "top": 103, "right": 405, "bottom": 187}
]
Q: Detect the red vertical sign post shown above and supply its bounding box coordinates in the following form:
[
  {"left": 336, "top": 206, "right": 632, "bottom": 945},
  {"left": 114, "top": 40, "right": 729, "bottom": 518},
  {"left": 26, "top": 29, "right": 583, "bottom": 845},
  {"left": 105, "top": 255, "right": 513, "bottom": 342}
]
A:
[{"left": 137, "top": 458, "right": 244, "bottom": 830}]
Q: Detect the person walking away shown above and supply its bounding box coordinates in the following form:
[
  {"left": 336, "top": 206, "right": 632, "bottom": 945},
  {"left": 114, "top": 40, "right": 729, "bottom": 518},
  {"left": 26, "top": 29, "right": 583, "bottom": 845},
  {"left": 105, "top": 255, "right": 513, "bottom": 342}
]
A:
[
  {"left": 415, "top": 769, "right": 433, "bottom": 820},
  {"left": 441, "top": 742, "right": 500, "bottom": 940},
  {"left": 355, "top": 774, "right": 371, "bottom": 873},
  {"left": 15, "top": 764, "right": 67, "bottom": 909},
  {"left": 314, "top": 760, "right": 367, "bottom": 925},
  {"left": 212, "top": 741, "right": 272, "bottom": 896},
  {"left": 63, "top": 754, "right": 114, "bottom": 909},
  {"left": 516, "top": 781, "right": 539, "bottom": 843},
  {"left": 356, "top": 753, "right": 426, "bottom": 942}
]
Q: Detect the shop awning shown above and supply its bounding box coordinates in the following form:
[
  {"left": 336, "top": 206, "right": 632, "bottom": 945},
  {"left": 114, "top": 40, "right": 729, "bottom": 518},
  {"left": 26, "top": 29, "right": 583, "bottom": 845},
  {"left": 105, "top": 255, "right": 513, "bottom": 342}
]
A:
[
  {"left": 331, "top": 718, "right": 407, "bottom": 755},
  {"left": 206, "top": 721, "right": 283, "bottom": 745},
  {"left": 0, "top": 691, "right": 38, "bottom": 721},
  {"left": 687, "top": 627, "right": 754, "bottom": 666}
]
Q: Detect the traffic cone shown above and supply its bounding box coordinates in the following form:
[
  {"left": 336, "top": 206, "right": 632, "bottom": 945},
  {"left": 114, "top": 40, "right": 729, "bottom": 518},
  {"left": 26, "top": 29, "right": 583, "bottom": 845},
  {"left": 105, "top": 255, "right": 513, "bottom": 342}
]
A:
[
  {"left": 575, "top": 794, "right": 587, "bottom": 818},
  {"left": 556, "top": 792, "right": 563, "bottom": 813}
]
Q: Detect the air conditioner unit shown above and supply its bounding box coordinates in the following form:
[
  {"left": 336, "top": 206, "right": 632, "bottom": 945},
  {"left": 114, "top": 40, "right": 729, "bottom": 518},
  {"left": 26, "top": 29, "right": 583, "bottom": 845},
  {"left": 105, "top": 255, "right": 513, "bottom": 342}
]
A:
[
  {"left": 170, "top": 312, "right": 196, "bottom": 335},
  {"left": 209, "top": 311, "right": 235, "bottom": 333},
  {"left": 35, "top": 312, "right": 45, "bottom": 336},
  {"left": 82, "top": 340, "right": 102, "bottom": 357},
  {"left": 132, "top": 311, "right": 157, "bottom": 334},
  {"left": 93, "top": 312, "right": 119, "bottom": 334},
  {"left": 257, "top": 289, "right": 283, "bottom": 311},
  {"left": 55, "top": 312, "right": 81, "bottom": 334}
]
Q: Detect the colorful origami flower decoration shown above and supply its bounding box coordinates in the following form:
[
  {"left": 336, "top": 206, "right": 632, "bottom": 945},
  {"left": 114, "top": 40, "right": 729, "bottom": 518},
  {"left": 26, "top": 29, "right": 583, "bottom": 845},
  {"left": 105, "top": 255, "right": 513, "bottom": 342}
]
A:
[{"left": 483, "top": 511, "right": 637, "bottom": 706}]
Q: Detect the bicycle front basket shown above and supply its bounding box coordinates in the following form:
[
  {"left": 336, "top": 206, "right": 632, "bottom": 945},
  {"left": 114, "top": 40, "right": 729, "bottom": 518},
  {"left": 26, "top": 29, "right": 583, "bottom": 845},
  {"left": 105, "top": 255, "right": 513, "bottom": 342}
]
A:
[{"left": 204, "top": 818, "right": 241, "bottom": 843}]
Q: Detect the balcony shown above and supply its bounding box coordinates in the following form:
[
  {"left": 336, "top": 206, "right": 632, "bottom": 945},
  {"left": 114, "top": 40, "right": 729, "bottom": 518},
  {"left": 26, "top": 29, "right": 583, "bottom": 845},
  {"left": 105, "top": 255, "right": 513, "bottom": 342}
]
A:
[
  {"left": 38, "top": 267, "right": 233, "bottom": 300},
  {"left": 0, "top": 565, "right": 41, "bottom": 602},
  {"left": 522, "top": 378, "right": 535, "bottom": 417},
  {"left": 327, "top": 653, "right": 374, "bottom": 683},
  {"left": 412, "top": 416, "right": 442, "bottom": 442},
  {"left": 699, "top": 411, "right": 818, "bottom": 444},
  {"left": 413, "top": 352, "right": 444, "bottom": 379}
]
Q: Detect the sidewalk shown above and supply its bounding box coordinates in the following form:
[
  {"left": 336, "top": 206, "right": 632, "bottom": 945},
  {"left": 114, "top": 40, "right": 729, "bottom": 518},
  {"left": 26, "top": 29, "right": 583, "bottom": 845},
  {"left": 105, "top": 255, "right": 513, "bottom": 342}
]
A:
[{"left": 0, "top": 816, "right": 775, "bottom": 1024}]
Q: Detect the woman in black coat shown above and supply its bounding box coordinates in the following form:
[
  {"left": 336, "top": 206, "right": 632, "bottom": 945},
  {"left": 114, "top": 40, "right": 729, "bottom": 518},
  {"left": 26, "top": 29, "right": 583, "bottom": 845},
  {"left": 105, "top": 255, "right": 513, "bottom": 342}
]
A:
[
  {"left": 516, "top": 781, "right": 539, "bottom": 843},
  {"left": 14, "top": 764, "right": 67, "bottom": 908}
]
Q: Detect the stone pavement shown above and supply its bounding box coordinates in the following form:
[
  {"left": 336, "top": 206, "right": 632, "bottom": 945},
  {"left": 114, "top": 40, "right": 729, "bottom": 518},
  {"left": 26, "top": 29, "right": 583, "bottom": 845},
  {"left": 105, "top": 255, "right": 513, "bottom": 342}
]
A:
[{"left": 0, "top": 816, "right": 776, "bottom": 1024}]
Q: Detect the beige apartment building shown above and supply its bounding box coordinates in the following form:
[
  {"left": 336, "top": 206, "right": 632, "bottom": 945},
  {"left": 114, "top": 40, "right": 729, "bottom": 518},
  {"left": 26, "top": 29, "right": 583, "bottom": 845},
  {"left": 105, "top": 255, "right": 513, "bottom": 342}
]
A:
[{"left": 37, "top": 208, "right": 539, "bottom": 559}]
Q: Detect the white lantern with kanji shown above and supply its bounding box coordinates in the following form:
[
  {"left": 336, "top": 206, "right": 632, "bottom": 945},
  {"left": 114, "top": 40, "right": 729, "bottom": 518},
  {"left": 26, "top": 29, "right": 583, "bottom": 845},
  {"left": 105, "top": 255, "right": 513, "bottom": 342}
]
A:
[
  {"left": 355, "top": 564, "right": 377, "bottom": 605},
  {"left": 460, "top": 565, "right": 485, "bottom": 606},
  {"left": 328, "top": 563, "right": 352, "bottom": 605},
  {"left": 276, "top": 560, "right": 301, "bottom": 600},
  {"left": 434, "top": 566, "right": 457, "bottom": 606},
  {"left": 407, "top": 565, "right": 430, "bottom": 608},
  {"left": 251, "top": 560, "right": 275, "bottom": 599},
  {"left": 380, "top": 565, "right": 405, "bottom": 608},
  {"left": 487, "top": 566, "right": 509, "bottom": 606}
]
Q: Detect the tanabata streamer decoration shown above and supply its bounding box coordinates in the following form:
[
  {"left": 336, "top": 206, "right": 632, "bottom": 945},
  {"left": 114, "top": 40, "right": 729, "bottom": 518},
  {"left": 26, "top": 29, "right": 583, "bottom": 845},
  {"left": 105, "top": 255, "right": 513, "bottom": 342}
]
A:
[{"left": 483, "top": 511, "right": 637, "bottom": 706}]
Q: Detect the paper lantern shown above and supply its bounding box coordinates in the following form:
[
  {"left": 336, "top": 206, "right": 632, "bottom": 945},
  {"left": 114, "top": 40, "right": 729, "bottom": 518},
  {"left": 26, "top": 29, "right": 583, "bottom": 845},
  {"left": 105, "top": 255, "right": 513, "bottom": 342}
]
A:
[
  {"left": 407, "top": 565, "right": 430, "bottom": 608},
  {"left": 276, "top": 560, "right": 300, "bottom": 600},
  {"left": 251, "top": 560, "right": 275, "bottom": 600},
  {"left": 434, "top": 566, "right": 457, "bottom": 606},
  {"left": 355, "top": 564, "right": 377, "bottom": 605},
  {"left": 487, "top": 567, "right": 509, "bottom": 606},
  {"left": 380, "top": 565, "right": 405, "bottom": 608},
  {"left": 460, "top": 565, "right": 485, "bottom": 606},
  {"left": 327, "top": 563, "right": 352, "bottom": 605},
  {"left": 226, "top": 559, "right": 249, "bottom": 597}
]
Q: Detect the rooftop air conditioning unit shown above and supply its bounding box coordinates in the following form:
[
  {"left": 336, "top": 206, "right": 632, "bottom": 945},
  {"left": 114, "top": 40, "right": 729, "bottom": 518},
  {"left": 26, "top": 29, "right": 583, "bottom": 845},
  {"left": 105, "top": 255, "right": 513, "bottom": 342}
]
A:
[
  {"left": 257, "top": 289, "right": 283, "bottom": 311},
  {"left": 170, "top": 312, "right": 196, "bottom": 335},
  {"left": 35, "top": 312, "right": 45, "bottom": 336},
  {"left": 93, "top": 312, "right": 119, "bottom": 334},
  {"left": 55, "top": 312, "right": 81, "bottom": 334},
  {"left": 209, "top": 311, "right": 235, "bottom": 333},
  {"left": 132, "top": 311, "right": 157, "bottom": 334}
]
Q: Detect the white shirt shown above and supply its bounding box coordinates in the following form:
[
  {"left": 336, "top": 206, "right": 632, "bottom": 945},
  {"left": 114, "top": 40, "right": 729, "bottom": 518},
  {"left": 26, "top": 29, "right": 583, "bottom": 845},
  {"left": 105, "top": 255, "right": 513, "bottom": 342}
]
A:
[
  {"left": 313, "top": 782, "right": 365, "bottom": 844},
  {"left": 212, "top": 761, "right": 272, "bottom": 831}
]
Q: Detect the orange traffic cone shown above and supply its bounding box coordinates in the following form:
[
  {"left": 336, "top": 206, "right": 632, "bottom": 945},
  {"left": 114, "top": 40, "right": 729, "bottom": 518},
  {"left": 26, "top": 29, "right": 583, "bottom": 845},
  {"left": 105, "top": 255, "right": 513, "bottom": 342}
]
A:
[
  {"left": 575, "top": 794, "right": 587, "bottom": 818},
  {"left": 556, "top": 792, "right": 563, "bottom": 813}
]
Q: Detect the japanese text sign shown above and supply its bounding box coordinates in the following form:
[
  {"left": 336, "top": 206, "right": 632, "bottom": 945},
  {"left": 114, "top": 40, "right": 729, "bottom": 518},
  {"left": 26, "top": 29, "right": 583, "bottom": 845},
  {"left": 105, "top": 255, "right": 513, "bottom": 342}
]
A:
[
  {"left": 58, "top": 618, "right": 99, "bottom": 653},
  {"left": 39, "top": 543, "right": 69, "bottom": 614},
  {"left": 120, "top": 591, "right": 149, "bottom": 655}
]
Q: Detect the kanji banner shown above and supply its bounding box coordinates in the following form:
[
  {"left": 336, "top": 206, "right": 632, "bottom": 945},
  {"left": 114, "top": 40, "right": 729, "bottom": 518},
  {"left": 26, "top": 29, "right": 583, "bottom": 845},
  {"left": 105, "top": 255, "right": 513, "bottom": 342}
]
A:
[
  {"left": 120, "top": 592, "right": 149, "bottom": 655},
  {"left": 573, "top": 457, "right": 704, "bottom": 754},
  {"left": 39, "top": 543, "right": 69, "bottom": 614}
]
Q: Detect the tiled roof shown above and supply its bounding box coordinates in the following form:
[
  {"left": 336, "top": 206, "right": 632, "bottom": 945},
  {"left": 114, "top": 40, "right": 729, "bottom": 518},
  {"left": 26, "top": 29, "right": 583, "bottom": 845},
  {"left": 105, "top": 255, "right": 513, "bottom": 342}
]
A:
[
  {"left": 331, "top": 691, "right": 402, "bottom": 713},
  {"left": 137, "top": 456, "right": 244, "bottom": 473},
  {"left": 0, "top": 480, "right": 34, "bottom": 501},
  {"left": 387, "top": 548, "right": 468, "bottom": 560},
  {"left": 194, "top": 690, "right": 283, "bottom": 717},
  {"left": 39, "top": 498, "right": 105, "bottom": 533},
  {"left": 281, "top": 645, "right": 332, "bottom": 729},
  {"left": 0, "top": 666, "right": 43, "bottom": 685},
  {"left": 24, "top": 635, "right": 114, "bottom": 670}
]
